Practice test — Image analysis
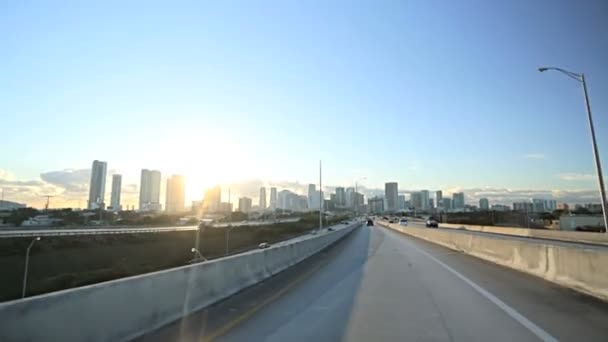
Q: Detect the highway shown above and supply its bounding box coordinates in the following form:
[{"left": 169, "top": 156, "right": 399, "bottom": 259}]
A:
[
  {"left": 0, "top": 218, "right": 301, "bottom": 238},
  {"left": 137, "top": 224, "right": 608, "bottom": 341}
]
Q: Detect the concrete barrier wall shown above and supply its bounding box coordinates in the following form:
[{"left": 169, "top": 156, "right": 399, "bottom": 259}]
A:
[
  {"left": 0, "top": 223, "right": 360, "bottom": 342},
  {"left": 439, "top": 222, "right": 608, "bottom": 246},
  {"left": 381, "top": 222, "right": 608, "bottom": 302}
]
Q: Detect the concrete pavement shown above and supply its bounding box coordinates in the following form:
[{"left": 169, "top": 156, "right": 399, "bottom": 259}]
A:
[{"left": 138, "top": 224, "right": 608, "bottom": 341}]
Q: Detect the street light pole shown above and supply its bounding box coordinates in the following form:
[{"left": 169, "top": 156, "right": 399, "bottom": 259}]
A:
[
  {"left": 319, "top": 160, "right": 323, "bottom": 231},
  {"left": 22, "top": 237, "right": 41, "bottom": 298},
  {"left": 539, "top": 67, "right": 608, "bottom": 232}
]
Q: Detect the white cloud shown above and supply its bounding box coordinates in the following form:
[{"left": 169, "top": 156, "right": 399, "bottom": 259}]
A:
[
  {"left": 556, "top": 173, "right": 595, "bottom": 181},
  {"left": 523, "top": 153, "right": 547, "bottom": 160}
]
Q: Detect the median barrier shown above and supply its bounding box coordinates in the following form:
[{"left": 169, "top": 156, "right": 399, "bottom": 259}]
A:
[
  {"left": 438, "top": 222, "right": 608, "bottom": 246},
  {"left": 0, "top": 223, "right": 360, "bottom": 342},
  {"left": 381, "top": 222, "right": 608, "bottom": 301}
]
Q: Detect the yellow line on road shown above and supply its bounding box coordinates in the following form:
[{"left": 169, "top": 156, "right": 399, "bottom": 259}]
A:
[{"left": 201, "top": 252, "right": 332, "bottom": 342}]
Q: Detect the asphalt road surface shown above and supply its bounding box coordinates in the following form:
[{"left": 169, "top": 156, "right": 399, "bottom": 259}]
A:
[{"left": 138, "top": 224, "right": 608, "bottom": 342}]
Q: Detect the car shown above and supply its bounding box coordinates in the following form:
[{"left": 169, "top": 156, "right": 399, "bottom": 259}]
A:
[
  {"left": 367, "top": 219, "right": 374, "bottom": 226},
  {"left": 399, "top": 219, "right": 408, "bottom": 226},
  {"left": 258, "top": 242, "right": 270, "bottom": 249},
  {"left": 328, "top": 227, "right": 335, "bottom": 231},
  {"left": 425, "top": 219, "right": 438, "bottom": 228}
]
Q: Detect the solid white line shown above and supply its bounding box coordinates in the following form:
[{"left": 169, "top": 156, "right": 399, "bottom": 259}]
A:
[{"left": 398, "top": 231, "right": 559, "bottom": 342}]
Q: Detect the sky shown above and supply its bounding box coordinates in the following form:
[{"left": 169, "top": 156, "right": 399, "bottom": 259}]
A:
[{"left": 1, "top": 0, "right": 608, "bottom": 208}]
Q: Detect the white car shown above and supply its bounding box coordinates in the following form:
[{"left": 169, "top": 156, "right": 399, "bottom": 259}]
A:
[{"left": 399, "top": 219, "right": 408, "bottom": 226}]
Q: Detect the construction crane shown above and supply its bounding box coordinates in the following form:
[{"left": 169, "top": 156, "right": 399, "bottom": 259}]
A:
[{"left": 41, "top": 195, "right": 55, "bottom": 211}]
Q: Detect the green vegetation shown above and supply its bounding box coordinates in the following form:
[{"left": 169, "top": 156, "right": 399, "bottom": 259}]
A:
[{"left": 0, "top": 214, "right": 350, "bottom": 302}]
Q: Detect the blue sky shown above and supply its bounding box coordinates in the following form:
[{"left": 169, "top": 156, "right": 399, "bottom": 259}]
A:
[{"left": 1, "top": 0, "right": 608, "bottom": 207}]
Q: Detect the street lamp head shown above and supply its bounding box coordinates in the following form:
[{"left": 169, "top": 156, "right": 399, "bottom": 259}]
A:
[
  {"left": 35, "top": 237, "right": 41, "bottom": 241},
  {"left": 538, "top": 67, "right": 549, "bottom": 72},
  {"left": 191, "top": 248, "right": 196, "bottom": 253}
]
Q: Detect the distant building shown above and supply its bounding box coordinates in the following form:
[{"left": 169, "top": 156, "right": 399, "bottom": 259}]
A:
[
  {"left": 479, "top": 198, "right": 489, "bottom": 210},
  {"left": 584, "top": 203, "right": 603, "bottom": 213},
  {"left": 491, "top": 204, "right": 510, "bottom": 211},
  {"left": 368, "top": 196, "right": 384, "bottom": 213},
  {"left": 218, "top": 202, "right": 232, "bottom": 213},
  {"left": 398, "top": 195, "right": 406, "bottom": 210},
  {"left": 335, "top": 187, "right": 346, "bottom": 207},
  {"left": 385, "top": 183, "right": 398, "bottom": 212},
  {"left": 269, "top": 187, "right": 277, "bottom": 209},
  {"left": 435, "top": 191, "right": 443, "bottom": 208},
  {"left": 203, "top": 186, "right": 221, "bottom": 213},
  {"left": 346, "top": 187, "right": 355, "bottom": 208},
  {"left": 238, "top": 197, "right": 252, "bottom": 213},
  {"left": 442, "top": 198, "right": 452, "bottom": 210},
  {"left": 139, "top": 169, "right": 161, "bottom": 211},
  {"left": 557, "top": 203, "right": 569, "bottom": 211},
  {"left": 429, "top": 198, "right": 434, "bottom": 209},
  {"left": 307, "top": 184, "right": 316, "bottom": 208},
  {"left": 259, "top": 187, "right": 267, "bottom": 210},
  {"left": 545, "top": 200, "right": 557, "bottom": 211},
  {"left": 410, "top": 192, "right": 422, "bottom": 209},
  {"left": 109, "top": 174, "right": 122, "bottom": 212},
  {"left": 420, "top": 190, "right": 430, "bottom": 211},
  {"left": 165, "top": 175, "right": 186, "bottom": 213},
  {"left": 513, "top": 202, "right": 533, "bottom": 212},
  {"left": 532, "top": 198, "right": 546, "bottom": 213},
  {"left": 452, "top": 192, "right": 465, "bottom": 210},
  {"left": 191, "top": 200, "right": 202, "bottom": 214},
  {"left": 88, "top": 160, "right": 107, "bottom": 209}
]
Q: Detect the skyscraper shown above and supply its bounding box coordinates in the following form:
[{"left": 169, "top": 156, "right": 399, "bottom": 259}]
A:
[
  {"left": 110, "top": 174, "right": 122, "bottom": 212},
  {"left": 410, "top": 192, "right": 422, "bottom": 209},
  {"left": 346, "top": 187, "right": 355, "bottom": 208},
  {"left": 479, "top": 198, "right": 489, "bottom": 210},
  {"left": 203, "top": 186, "right": 221, "bottom": 212},
  {"left": 420, "top": 190, "right": 430, "bottom": 211},
  {"left": 435, "top": 191, "right": 443, "bottom": 208},
  {"left": 88, "top": 160, "right": 107, "bottom": 209},
  {"left": 368, "top": 196, "right": 385, "bottom": 213},
  {"left": 335, "top": 187, "right": 346, "bottom": 207},
  {"left": 398, "top": 195, "right": 406, "bottom": 210},
  {"left": 139, "top": 169, "right": 161, "bottom": 211},
  {"left": 165, "top": 175, "right": 185, "bottom": 213},
  {"left": 452, "top": 192, "right": 465, "bottom": 210},
  {"left": 259, "top": 187, "right": 267, "bottom": 210},
  {"left": 269, "top": 187, "right": 277, "bottom": 209},
  {"left": 532, "top": 198, "right": 546, "bottom": 212},
  {"left": 385, "top": 182, "right": 398, "bottom": 212},
  {"left": 238, "top": 197, "right": 252, "bottom": 213},
  {"left": 307, "top": 184, "right": 316, "bottom": 209}
]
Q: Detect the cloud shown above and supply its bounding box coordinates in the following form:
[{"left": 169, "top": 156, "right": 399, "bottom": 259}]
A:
[
  {"left": 556, "top": 173, "right": 595, "bottom": 181},
  {"left": 523, "top": 153, "right": 547, "bottom": 160},
  {"left": 40, "top": 169, "right": 90, "bottom": 193}
]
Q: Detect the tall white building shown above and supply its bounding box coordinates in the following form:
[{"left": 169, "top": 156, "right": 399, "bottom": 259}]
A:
[
  {"left": 110, "top": 174, "right": 122, "bottom": 212},
  {"left": 532, "top": 198, "right": 546, "bottom": 212},
  {"left": 410, "top": 192, "right": 422, "bottom": 209},
  {"left": 269, "top": 187, "right": 277, "bottom": 209},
  {"left": 346, "top": 187, "right": 355, "bottom": 208},
  {"left": 139, "top": 169, "right": 161, "bottom": 211},
  {"left": 435, "top": 191, "right": 443, "bottom": 209},
  {"left": 545, "top": 199, "right": 557, "bottom": 211},
  {"left": 203, "top": 186, "right": 221, "bottom": 212},
  {"left": 479, "top": 198, "right": 489, "bottom": 210},
  {"left": 335, "top": 187, "right": 346, "bottom": 207},
  {"left": 238, "top": 197, "right": 252, "bottom": 213},
  {"left": 258, "top": 187, "right": 267, "bottom": 210},
  {"left": 398, "top": 195, "right": 406, "bottom": 210},
  {"left": 307, "top": 184, "right": 316, "bottom": 209},
  {"left": 165, "top": 175, "right": 185, "bottom": 213},
  {"left": 452, "top": 192, "right": 465, "bottom": 210},
  {"left": 420, "top": 190, "right": 430, "bottom": 211},
  {"left": 385, "top": 182, "right": 398, "bottom": 212},
  {"left": 88, "top": 160, "right": 107, "bottom": 210}
]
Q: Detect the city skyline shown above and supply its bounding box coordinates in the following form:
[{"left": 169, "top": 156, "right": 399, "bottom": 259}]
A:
[{"left": 3, "top": 157, "right": 604, "bottom": 211}]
